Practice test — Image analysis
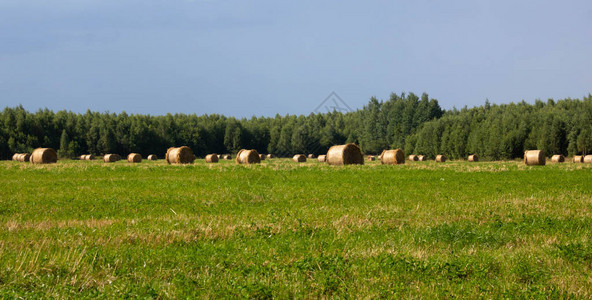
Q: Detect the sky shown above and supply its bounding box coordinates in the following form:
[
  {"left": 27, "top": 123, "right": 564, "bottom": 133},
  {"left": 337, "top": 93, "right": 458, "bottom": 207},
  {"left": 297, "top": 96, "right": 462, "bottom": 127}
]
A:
[{"left": 0, "top": 0, "right": 591, "bottom": 117}]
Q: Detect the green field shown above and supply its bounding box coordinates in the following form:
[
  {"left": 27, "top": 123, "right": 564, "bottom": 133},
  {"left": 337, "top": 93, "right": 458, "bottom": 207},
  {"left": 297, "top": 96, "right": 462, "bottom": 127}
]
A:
[{"left": 1, "top": 159, "right": 591, "bottom": 298}]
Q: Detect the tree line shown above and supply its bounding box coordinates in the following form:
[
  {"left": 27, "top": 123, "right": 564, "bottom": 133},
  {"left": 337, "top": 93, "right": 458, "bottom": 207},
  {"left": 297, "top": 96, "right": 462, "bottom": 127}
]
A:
[{"left": 1, "top": 93, "right": 590, "bottom": 160}]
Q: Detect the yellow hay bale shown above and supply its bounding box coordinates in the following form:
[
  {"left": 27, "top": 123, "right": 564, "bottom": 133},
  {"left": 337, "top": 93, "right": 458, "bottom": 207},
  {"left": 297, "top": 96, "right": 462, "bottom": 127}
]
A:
[
  {"left": 436, "top": 155, "right": 447, "bottom": 162},
  {"left": 524, "top": 150, "right": 545, "bottom": 166},
  {"left": 381, "top": 149, "right": 405, "bottom": 165},
  {"left": 127, "top": 153, "right": 142, "bottom": 163},
  {"left": 318, "top": 155, "right": 327, "bottom": 162},
  {"left": 267, "top": 154, "right": 274, "bottom": 159},
  {"left": 259, "top": 154, "right": 266, "bottom": 160},
  {"left": 14, "top": 153, "right": 31, "bottom": 162},
  {"left": 293, "top": 154, "right": 306, "bottom": 162},
  {"left": 326, "top": 143, "right": 364, "bottom": 166},
  {"left": 147, "top": 154, "right": 157, "bottom": 160},
  {"left": 584, "top": 155, "right": 592, "bottom": 164},
  {"left": 408, "top": 155, "right": 418, "bottom": 161},
  {"left": 418, "top": 155, "right": 426, "bottom": 161},
  {"left": 166, "top": 146, "right": 195, "bottom": 164},
  {"left": 468, "top": 154, "right": 479, "bottom": 162},
  {"left": 12, "top": 153, "right": 19, "bottom": 161},
  {"left": 104, "top": 154, "right": 121, "bottom": 163},
  {"left": 30, "top": 148, "right": 58, "bottom": 164},
  {"left": 222, "top": 154, "right": 232, "bottom": 160},
  {"left": 551, "top": 155, "right": 565, "bottom": 163},
  {"left": 205, "top": 154, "right": 219, "bottom": 163},
  {"left": 79, "top": 155, "right": 86, "bottom": 160},
  {"left": 307, "top": 154, "right": 316, "bottom": 159},
  {"left": 367, "top": 155, "right": 376, "bottom": 161},
  {"left": 573, "top": 155, "right": 583, "bottom": 163},
  {"left": 236, "top": 149, "right": 261, "bottom": 164}
]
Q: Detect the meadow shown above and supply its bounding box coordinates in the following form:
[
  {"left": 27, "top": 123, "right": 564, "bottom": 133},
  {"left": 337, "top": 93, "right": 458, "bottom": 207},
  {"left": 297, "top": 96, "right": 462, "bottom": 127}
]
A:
[{"left": 0, "top": 158, "right": 591, "bottom": 298}]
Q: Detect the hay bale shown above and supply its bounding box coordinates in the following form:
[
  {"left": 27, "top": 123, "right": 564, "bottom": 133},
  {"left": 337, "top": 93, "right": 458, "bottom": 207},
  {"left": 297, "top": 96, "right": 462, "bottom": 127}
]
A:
[
  {"left": 408, "top": 155, "right": 418, "bottom": 161},
  {"left": 381, "top": 149, "right": 405, "bottom": 165},
  {"left": 307, "top": 154, "right": 316, "bottom": 159},
  {"left": 223, "top": 154, "right": 232, "bottom": 160},
  {"left": 147, "top": 154, "right": 157, "bottom": 160},
  {"left": 80, "top": 154, "right": 94, "bottom": 161},
  {"left": 30, "top": 148, "right": 58, "bottom": 164},
  {"left": 205, "top": 154, "right": 219, "bottom": 163},
  {"left": 104, "top": 154, "right": 121, "bottom": 163},
  {"left": 166, "top": 146, "right": 195, "bottom": 164},
  {"left": 127, "top": 153, "right": 142, "bottom": 163},
  {"left": 418, "top": 155, "right": 426, "bottom": 161},
  {"left": 573, "top": 155, "right": 583, "bottom": 163},
  {"left": 584, "top": 155, "right": 592, "bottom": 164},
  {"left": 14, "top": 153, "right": 31, "bottom": 162},
  {"left": 318, "top": 155, "right": 327, "bottom": 162},
  {"left": 267, "top": 154, "right": 274, "bottom": 159},
  {"left": 468, "top": 154, "right": 479, "bottom": 162},
  {"left": 326, "top": 143, "right": 364, "bottom": 165},
  {"left": 79, "top": 155, "right": 86, "bottom": 160},
  {"left": 12, "top": 153, "right": 19, "bottom": 161},
  {"left": 293, "top": 154, "right": 306, "bottom": 162},
  {"left": 259, "top": 154, "right": 266, "bottom": 160},
  {"left": 367, "top": 155, "right": 376, "bottom": 161},
  {"left": 435, "top": 155, "right": 447, "bottom": 163},
  {"left": 551, "top": 155, "right": 565, "bottom": 163},
  {"left": 236, "top": 149, "right": 261, "bottom": 164},
  {"left": 524, "top": 150, "right": 545, "bottom": 166}
]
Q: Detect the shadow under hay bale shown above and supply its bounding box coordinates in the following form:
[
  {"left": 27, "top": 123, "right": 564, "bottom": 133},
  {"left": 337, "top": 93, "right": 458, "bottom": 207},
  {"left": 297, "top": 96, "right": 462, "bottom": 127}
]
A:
[
  {"left": 551, "top": 155, "right": 565, "bottom": 163},
  {"left": 104, "top": 154, "right": 121, "bottom": 163},
  {"left": 166, "top": 146, "right": 195, "bottom": 164},
  {"left": 326, "top": 143, "right": 364, "bottom": 166},
  {"left": 381, "top": 149, "right": 405, "bottom": 165},
  {"left": 318, "top": 155, "right": 326, "bottom": 162},
  {"left": 147, "top": 154, "right": 157, "bottom": 160},
  {"left": 31, "top": 148, "right": 58, "bottom": 164},
  {"left": 408, "top": 155, "right": 418, "bottom": 161},
  {"left": 127, "top": 153, "right": 142, "bottom": 163},
  {"left": 524, "top": 150, "right": 545, "bottom": 166},
  {"left": 293, "top": 154, "right": 306, "bottom": 162},
  {"left": 436, "top": 155, "right": 447, "bottom": 163},
  {"left": 468, "top": 154, "right": 479, "bottom": 162},
  {"left": 236, "top": 149, "right": 261, "bottom": 164},
  {"left": 205, "top": 154, "right": 219, "bottom": 163}
]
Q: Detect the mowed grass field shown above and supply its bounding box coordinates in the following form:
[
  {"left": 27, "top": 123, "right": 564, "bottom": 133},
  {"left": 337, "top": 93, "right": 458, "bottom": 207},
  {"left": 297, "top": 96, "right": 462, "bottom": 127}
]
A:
[{"left": 1, "top": 158, "right": 591, "bottom": 298}]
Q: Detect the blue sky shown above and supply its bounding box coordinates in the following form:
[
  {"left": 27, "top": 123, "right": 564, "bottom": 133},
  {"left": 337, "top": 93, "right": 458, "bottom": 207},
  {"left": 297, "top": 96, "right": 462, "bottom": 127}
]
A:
[{"left": 0, "top": 0, "right": 590, "bottom": 117}]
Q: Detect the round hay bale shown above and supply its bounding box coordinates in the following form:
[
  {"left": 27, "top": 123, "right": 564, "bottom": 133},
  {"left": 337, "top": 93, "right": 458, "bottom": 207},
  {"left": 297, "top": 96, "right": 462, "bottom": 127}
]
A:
[
  {"left": 408, "top": 155, "right": 418, "bottom": 161},
  {"left": 584, "top": 155, "right": 592, "bottom": 164},
  {"left": 293, "top": 154, "right": 307, "bottom": 162},
  {"left": 223, "top": 154, "right": 232, "bottom": 160},
  {"left": 147, "top": 154, "right": 157, "bottom": 160},
  {"left": 418, "top": 155, "right": 426, "bottom": 161},
  {"left": 468, "top": 154, "right": 479, "bottom": 162},
  {"left": 127, "top": 153, "right": 142, "bottom": 163},
  {"left": 236, "top": 149, "right": 261, "bottom": 164},
  {"left": 80, "top": 155, "right": 87, "bottom": 160},
  {"left": 318, "top": 155, "right": 327, "bottom": 162},
  {"left": 259, "top": 154, "right": 266, "bottom": 160},
  {"left": 267, "top": 154, "right": 274, "bottom": 159},
  {"left": 104, "top": 154, "right": 121, "bottom": 163},
  {"left": 307, "top": 154, "right": 316, "bottom": 159},
  {"left": 367, "top": 155, "right": 376, "bottom": 161},
  {"left": 166, "top": 146, "right": 195, "bottom": 164},
  {"left": 524, "top": 150, "right": 545, "bottom": 166},
  {"left": 435, "top": 155, "right": 447, "bottom": 163},
  {"left": 573, "top": 155, "right": 583, "bottom": 163},
  {"left": 551, "top": 155, "right": 565, "bottom": 163},
  {"left": 12, "top": 153, "right": 19, "bottom": 161},
  {"left": 86, "top": 154, "right": 94, "bottom": 160},
  {"left": 30, "top": 148, "right": 58, "bottom": 164},
  {"left": 381, "top": 149, "right": 405, "bottom": 165},
  {"left": 326, "top": 143, "right": 364, "bottom": 166},
  {"left": 15, "top": 153, "right": 31, "bottom": 162},
  {"left": 205, "top": 154, "right": 219, "bottom": 163}
]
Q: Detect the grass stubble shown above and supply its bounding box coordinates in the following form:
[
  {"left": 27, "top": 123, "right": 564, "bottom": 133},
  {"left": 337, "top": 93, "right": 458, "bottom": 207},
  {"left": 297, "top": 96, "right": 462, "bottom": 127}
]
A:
[{"left": 0, "top": 159, "right": 591, "bottom": 298}]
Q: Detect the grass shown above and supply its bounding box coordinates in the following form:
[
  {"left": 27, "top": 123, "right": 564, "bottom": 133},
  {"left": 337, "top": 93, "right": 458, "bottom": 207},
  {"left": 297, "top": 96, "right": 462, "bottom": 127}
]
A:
[{"left": 0, "top": 158, "right": 591, "bottom": 298}]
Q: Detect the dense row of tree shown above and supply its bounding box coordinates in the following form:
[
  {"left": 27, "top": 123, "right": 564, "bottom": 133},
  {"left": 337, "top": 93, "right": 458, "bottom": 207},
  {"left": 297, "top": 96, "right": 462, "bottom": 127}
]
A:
[{"left": 1, "top": 93, "right": 590, "bottom": 160}]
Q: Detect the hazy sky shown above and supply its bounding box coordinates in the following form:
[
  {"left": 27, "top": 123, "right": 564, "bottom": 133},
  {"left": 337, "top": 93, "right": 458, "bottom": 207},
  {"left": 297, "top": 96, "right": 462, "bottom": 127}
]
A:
[{"left": 1, "top": 0, "right": 590, "bottom": 117}]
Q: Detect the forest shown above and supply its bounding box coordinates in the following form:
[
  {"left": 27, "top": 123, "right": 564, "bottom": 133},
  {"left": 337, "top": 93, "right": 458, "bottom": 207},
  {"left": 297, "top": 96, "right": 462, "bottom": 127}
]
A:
[{"left": 1, "top": 93, "right": 591, "bottom": 160}]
